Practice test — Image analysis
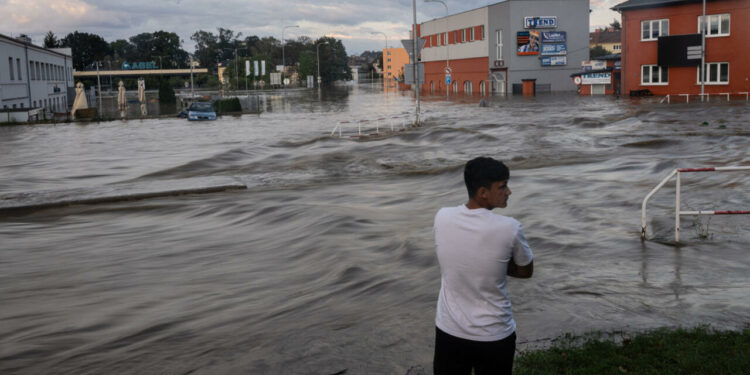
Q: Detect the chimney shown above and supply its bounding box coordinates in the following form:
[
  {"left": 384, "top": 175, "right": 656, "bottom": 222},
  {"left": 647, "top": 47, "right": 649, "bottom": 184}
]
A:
[{"left": 16, "top": 35, "right": 32, "bottom": 44}]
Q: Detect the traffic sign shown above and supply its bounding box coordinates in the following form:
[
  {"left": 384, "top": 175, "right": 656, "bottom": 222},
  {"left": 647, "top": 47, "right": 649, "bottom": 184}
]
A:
[
  {"left": 401, "top": 38, "right": 426, "bottom": 63},
  {"left": 445, "top": 67, "right": 452, "bottom": 74},
  {"left": 445, "top": 74, "right": 451, "bottom": 85}
]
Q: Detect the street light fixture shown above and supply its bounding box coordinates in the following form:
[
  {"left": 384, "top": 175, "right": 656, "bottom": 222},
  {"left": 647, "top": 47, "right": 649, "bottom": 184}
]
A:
[
  {"left": 282, "top": 25, "right": 300, "bottom": 90},
  {"left": 425, "top": 0, "right": 450, "bottom": 101},
  {"left": 316, "top": 40, "right": 329, "bottom": 88},
  {"left": 371, "top": 32, "right": 388, "bottom": 85}
]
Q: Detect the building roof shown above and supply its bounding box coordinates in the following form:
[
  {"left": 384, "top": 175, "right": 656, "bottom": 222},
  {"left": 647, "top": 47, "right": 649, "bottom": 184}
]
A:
[
  {"left": 0, "top": 33, "right": 71, "bottom": 58},
  {"left": 590, "top": 30, "right": 621, "bottom": 44},
  {"left": 612, "top": 0, "right": 715, "bottom": 11}
]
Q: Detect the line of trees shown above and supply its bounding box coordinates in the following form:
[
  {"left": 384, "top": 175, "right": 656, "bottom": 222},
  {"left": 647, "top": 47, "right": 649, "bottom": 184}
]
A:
[{"left": 43, "top": 28, "right": 352, "bottom": 87}]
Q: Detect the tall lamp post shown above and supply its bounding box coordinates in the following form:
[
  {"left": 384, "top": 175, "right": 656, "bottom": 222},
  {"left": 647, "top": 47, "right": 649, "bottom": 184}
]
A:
[
  {"left": 316, "top": 40, "right": 329, "bottom": 88},
  {"left": 371, "top": 32, "right": 388, "bottom": 85},
  {"left": 282, "top": 25, "right": 300, "bottom": 90},
  {"left": 425, "top": 0, "right": 449, "bottom": 101}
]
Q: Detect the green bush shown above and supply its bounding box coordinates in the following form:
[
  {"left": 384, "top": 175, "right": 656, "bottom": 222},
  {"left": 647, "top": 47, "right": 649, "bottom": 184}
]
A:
[{"left": 213, "top": 98, "right": 242, "bottom": 114}]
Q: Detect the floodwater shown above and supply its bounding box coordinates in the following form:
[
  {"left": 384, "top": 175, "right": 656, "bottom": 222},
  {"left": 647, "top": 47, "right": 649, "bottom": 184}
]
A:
[{"left": 1, "top": 85, "right": 749, "bottom": 374}]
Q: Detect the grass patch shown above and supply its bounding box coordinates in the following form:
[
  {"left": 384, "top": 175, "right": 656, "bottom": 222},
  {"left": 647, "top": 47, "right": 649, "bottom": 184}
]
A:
[{"left": 515, "top": 326, "right": 750, "bottom": 375}]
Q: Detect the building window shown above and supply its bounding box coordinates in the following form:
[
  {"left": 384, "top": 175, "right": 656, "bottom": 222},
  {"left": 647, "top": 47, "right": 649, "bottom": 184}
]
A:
[
  {"left": 480, "top": 80, "right": 485, "bottom": 95},
  {"left": 16, "top": 58, "right": 22, "bottom": 80},
  {"left": 469, "top": 27, "right": 474, "bottom": 42},
  {"left": 29, "top": 61, "right": 35, "bottom": 80},
  {"left": 453, "top": 80, "right": 458, "bottom": 93},
  {"left": 464, "top": 80, "right": 472, "bottom": 93},
  {"left": 699, "top": 14, "right": 730, "bottom": 37},
  {"left": 9, "top": 57, "right": 14, "bottom": 80},
  {"left": 641, "top": 19, "right": 668, "bottom": 41},
  {"left": 461, "top": 29, "right": 466, "bottom": 43},
  {"left": 613, "top": 45, "right": 621, "bottom": 50},
  {"left": 641, "top": 65, "right": 668, "bottom": 85},
  {"left": 481, "top": 25, "right": 485, "bottom": 40},
  {"left": 496, "top": 30, "right": 503, "bottom": 60},
  {"left": 36, "top": 62, "right": 41, "bottom": 80},
  {"left": 697, "top": 62, "right": 729, "bottom": 84}
]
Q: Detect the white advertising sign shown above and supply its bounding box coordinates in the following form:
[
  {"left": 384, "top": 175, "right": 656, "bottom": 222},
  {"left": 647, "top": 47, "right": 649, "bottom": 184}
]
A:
[{"left": 581, "top": 72, "right": 611, "bottom": 85}]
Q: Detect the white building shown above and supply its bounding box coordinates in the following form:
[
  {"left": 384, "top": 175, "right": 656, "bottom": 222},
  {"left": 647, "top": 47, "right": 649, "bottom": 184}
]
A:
[{"left": 1, "top": 34, "right": 74, "bottom": 113}]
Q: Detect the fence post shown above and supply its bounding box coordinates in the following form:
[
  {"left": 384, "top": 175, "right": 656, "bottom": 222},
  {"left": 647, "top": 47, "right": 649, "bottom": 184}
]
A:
[{"left": 675, "top": 171, "right": 681, "bottom": 242}]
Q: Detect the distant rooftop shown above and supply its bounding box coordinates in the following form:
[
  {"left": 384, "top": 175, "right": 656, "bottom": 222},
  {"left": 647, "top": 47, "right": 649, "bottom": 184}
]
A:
[
  {"left": 590, "top": 29, "right": 621, "bottom": 44},
  {"left": 612, "top": 0, "right": 717, "bottom": 11}
]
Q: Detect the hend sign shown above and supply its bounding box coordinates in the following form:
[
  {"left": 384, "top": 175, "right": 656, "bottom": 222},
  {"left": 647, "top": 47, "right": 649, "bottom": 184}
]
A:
[{"left": 524, "top": 16, "right": 557, "bottom": 29}]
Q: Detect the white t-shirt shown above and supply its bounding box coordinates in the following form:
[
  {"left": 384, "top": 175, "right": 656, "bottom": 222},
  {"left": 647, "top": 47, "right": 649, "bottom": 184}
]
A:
[{"left": 434, "top": 204, "right": 533, "bottom": 342}]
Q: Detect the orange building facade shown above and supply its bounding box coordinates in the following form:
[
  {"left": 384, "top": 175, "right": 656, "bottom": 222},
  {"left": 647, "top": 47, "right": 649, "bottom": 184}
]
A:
[
  {"left": 614, "top": 0, "right": 750, "bottom": 97},
  {"left": 382, "top": 48, "right": 410, "bottom": 87}
]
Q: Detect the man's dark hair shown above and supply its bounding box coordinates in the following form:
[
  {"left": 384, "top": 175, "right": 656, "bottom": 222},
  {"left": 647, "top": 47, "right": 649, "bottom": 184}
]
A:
[{"left": 464, "top": 157, "right": 509, "bottom": 198}]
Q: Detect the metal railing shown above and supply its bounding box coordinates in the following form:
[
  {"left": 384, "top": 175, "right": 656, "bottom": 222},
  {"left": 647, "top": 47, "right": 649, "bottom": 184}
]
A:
[
  {"left": 330, "top": 115, "right": 411, "bottom": 138},
  {"left": 641, "top": 166, "right": 750, "bottom": 242},
  {"left": 661, "top": 92, "right": 749, "bottom": 104}
]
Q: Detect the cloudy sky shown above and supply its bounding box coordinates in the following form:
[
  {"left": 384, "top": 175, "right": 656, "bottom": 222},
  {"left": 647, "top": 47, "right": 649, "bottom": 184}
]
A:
[{"left": 1, "top": 0, "right": 622, "bottom": 55}]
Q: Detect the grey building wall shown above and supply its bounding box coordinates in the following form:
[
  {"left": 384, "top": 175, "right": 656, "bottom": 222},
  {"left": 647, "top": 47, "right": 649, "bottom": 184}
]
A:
[{"left": 489, "top": 0, "right": 589, "bottom": 92}]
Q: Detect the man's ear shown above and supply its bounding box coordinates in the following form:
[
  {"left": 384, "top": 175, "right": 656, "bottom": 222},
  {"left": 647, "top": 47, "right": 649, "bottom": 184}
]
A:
[{"left": 476, "top": 186, "right": 488, "bottom": 201}]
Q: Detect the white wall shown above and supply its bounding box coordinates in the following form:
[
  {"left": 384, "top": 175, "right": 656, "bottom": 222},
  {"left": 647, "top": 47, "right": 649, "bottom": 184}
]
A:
[
  {"left": 421, "top": 7, "right": 489, "bottom": 62},
  {"left": 1, "top": 35, "right": 73, "bottom": 112}
]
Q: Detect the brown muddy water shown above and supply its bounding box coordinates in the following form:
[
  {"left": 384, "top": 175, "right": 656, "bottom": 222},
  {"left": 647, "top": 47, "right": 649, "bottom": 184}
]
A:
[{"left": 1, "top": 85, "right": 749, "bottom": 374}]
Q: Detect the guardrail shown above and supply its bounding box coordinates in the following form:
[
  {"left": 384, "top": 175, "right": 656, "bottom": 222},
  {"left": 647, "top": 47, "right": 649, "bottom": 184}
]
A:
[
  {"left": 660, "top": 92, "right": 749, "bottom": 104},
  {"left": 330, "top": 115, "right": 411, "bottom": 138},
  {"left": 641, "top": 166, "right": 750, "bottom": 242}
]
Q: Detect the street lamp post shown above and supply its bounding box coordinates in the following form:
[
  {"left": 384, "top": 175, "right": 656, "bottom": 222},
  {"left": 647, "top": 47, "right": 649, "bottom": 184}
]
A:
[
  {"left": 425, "top": 0, "right": 449, "bottom": 101},
  {"left": 316, "top": 40, "right": 329, "bottom": 88},
  {"left": 282, "top": 25, "right": 300, "bottom": 91},
  {"left": 371, "top": 32, "right": 388, "bottom": 85}
]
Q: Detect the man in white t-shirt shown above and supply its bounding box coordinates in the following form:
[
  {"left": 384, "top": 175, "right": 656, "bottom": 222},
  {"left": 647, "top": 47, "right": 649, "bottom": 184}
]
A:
[{"left": 433, "top": 157, "right": 533, "bottom": 375}]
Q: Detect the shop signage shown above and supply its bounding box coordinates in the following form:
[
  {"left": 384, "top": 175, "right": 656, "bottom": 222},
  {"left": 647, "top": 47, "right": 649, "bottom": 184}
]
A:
[
  {"left": 541, "top": 44, "right": 567, "bottom": 56},
  {"left": 524, "top": 16, "right": 557, "bottom": 29},
  {"left": 541, "top": 31, "right": 566, "bottom": 43},
  {"left": 541, "top": 56, "right": 567, "bottom": 66},
  {"left": 517, "top": 31, "right": 540, "bottom": 56},
  {"left": 581, "top": 72, "right": 611, "bottom": 84},
  {"left": 122, "top": 61, "right": 158, "bottom": 70},
  {"left": 581, "top": 60, "right": 607, "bottom": 71}
]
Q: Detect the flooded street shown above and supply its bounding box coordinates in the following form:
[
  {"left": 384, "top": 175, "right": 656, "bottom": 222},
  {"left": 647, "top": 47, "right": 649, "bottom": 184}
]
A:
[{"left": 1, "top": 85, "right": 749, "bottom": 374}]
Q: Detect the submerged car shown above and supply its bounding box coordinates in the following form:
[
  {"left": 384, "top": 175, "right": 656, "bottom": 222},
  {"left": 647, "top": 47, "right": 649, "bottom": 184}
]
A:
[{"left": 187, "top": 102, "right": 216, "bottom": 121}]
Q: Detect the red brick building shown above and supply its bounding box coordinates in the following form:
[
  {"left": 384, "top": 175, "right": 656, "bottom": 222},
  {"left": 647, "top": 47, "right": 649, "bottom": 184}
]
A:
[{"left": 613, "top": 0, "right": 750, "bottom": 97}]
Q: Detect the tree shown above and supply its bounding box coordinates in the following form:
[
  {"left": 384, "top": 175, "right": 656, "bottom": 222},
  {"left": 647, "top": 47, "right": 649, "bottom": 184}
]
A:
[
  {"left": 191, "top": 30, "right": 219, "bottom": 72},
  {"left": 297, "top": 50, "right": 316, "bottom": 79},
  {"left": 315, "top": 37, "right": 352, "bottom": 85},
  {"left": 110, "top": 39, "right": 137, "bottom": 61},
  {"left": 43, "top": 31, "right": 59, "bottom": 48},
  {"left": 590, "top": 45, "right": 611, "bottom": 59},
  {"left": 60, "top": 31, "right": 111, "bottom": 70},
  {"left": 610, "top": 19, "right": 622, "bottom": 31}
]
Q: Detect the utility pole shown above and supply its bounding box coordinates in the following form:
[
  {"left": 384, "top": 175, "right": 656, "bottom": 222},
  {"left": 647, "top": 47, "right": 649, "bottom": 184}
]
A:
[
  {"left": 412, "top": 0, "right": 420, "bottom": 125},
  {"left": 700, "top": 0, "right": 706, "bottom": 97},
  {"left": 96, "top": 61, "right": 103, "bottom": 113}
]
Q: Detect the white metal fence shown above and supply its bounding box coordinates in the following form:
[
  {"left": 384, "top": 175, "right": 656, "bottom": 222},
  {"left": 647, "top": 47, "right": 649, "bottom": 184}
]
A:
[{"left": 641, "top": 166, "right": 750, "bottom": 242}]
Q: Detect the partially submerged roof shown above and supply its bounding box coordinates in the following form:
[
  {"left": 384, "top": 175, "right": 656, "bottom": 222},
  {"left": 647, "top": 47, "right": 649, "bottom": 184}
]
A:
[{"left": 612, "top": 0, "right": 714, "bottom": 11}]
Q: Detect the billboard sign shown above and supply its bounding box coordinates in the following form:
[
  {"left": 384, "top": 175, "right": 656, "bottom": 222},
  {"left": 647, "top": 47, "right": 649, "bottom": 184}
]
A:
[
  {"left": 122, "top": 61, "right": 158, "bottom": 70},
  {"left": 581, "top": 60, "right": 607, "bottom": 71},
  {"left": 517, "top": 31, "right": 540, "bottom": 56},
  {"left": 541, "top": 43, "right": 567, "bottom": 56},
  {"left": 524, "top": 16, "right": 557, "bottom": 29},
  {"left": 581, "top": 72, "right": 611, "bottom": 84},
  {"left": 541, "top": 31, "right": 566, "bottom": 43},
  {"left": 540, "top": 56, "right": 567, "bottom": 66}
]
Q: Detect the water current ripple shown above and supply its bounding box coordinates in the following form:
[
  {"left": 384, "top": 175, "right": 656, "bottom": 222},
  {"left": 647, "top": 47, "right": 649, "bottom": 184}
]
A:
[{"left": 1, "top": 87, "right": 749, "bottom": 373}]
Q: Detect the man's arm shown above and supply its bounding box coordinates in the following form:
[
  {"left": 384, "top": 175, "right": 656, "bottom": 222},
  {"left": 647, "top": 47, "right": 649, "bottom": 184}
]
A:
[{"left": 507, "top": 259, "right": 533, "bottom": 278}]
